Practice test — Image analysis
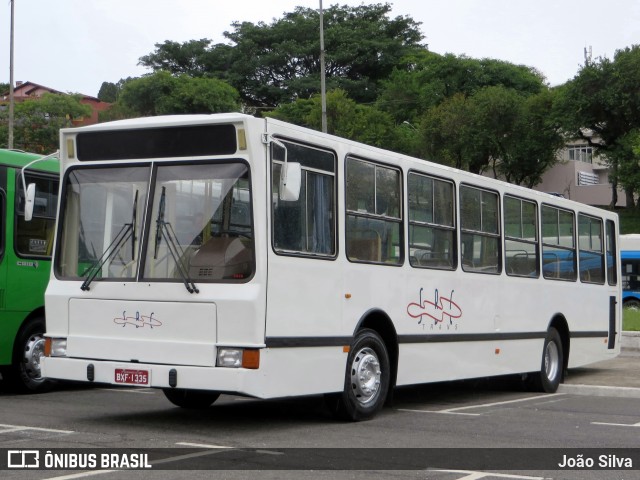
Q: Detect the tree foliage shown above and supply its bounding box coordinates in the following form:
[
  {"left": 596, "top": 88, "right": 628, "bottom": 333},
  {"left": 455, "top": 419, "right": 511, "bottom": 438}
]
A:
[
  {"left": 139, "top": 3, "right": 424, "bottom": 108},
  {"left": 404, "top": 56, "right": 558, "bottom": 185},
  {"left": 0, "top": 93, "right": 91, "bottom": 153},
  {"left": 555, "top": 45, "right": 640, "bottom": 206},
  {"left": 116, "top": 71, "right": 240, "bottom": 117},
  {"left": 377, "top": 51, "right": 545, "bottom": 125},
  {"left": 108, "top": 4, "right": 632, "bottom": 193},
  {"left": 268, "top": 89, "right": 396, "bottom": 149}
]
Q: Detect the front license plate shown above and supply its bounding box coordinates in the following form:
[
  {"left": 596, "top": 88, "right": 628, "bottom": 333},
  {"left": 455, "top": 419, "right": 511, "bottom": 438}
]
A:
[{"left": 115, "top": 368, "right": 150, "bottom": 386}]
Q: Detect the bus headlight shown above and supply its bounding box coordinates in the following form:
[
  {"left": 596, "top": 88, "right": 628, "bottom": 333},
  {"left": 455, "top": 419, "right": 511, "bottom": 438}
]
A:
[
  {"left": 44, "top": 337, "right": 67, "bottom": 357},
  {"left": 216, "top": 348, "right": 260, "bottom": 369}
]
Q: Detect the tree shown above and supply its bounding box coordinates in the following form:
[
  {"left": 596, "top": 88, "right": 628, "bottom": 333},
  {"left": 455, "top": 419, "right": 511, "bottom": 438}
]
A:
[
  {"left": 139, "top": 3, "right": 424, "bottom": 108},
  {"left": 555, "top": 45, "right": 640, "bottom": 206},
  {"left": 268, "top": 89, "right": 396, "bottom": 149},
  {"left": 420, "top": 86, "right": 562, "bottom": 183},
  {"left": 495, "top": 90, "right": 564, "bottom": 188},
  {"left": 0, "top": 93, "right": 91, "bottom": 153},
  {"left": 616, "top": 129, "right": 640, "bottom": 207},
  {"left": 419, "top": 93, "right": 477, "bottom": 170},
  {"left": 116, "top": 71, "right": 240, "bottom": 116},
  {"left": 139, "top": 39, "right": 215, "bottom": 77},
  {"left": 97, "top": 82, "right": 118, "bottom": 102},
  {"left": 378, "top": 52, "right": 546, "bottom": 126}
]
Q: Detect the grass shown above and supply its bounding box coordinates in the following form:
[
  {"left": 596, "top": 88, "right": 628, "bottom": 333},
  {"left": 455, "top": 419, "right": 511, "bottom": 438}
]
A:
[
  {"left": 619, "top": 208, "right": 640, "bottom": 331},
  {"left": 623, "top": 307, "right": 640, "bottom": 331},
  {"left": 618, "top": 208, "right": 640, "bottom": 235}
]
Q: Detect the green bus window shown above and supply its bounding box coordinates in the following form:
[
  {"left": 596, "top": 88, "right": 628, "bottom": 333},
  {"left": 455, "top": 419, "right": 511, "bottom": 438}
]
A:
[{"left": 15, "top": 174, "right": 58, "bottom": 258}]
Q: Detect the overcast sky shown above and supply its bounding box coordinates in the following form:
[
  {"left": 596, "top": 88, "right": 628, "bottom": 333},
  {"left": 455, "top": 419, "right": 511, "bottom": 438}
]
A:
[{"left": 1, "top": 0, "right": 639, "bottom": 98}]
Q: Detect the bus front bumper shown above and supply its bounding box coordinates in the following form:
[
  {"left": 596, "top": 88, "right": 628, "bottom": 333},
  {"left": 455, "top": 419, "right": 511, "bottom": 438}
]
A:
[{"left": 41, "top": 356, "right": 265, "bottom": 398}]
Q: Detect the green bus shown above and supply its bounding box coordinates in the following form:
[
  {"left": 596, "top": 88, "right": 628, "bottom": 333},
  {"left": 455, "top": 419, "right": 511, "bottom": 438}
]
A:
[{"left": 0, "top": 149, "right": 58, "bottom": 392}]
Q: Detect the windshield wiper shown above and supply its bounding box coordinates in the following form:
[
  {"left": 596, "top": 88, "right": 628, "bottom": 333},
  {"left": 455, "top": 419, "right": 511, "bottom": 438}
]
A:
[
  {"left": 80, "top": 223, "right": 133, "bottom": 291},
  {"left": 153, "top": 186, "right": 199, "bottom": 294},
  {"left": 131, "top": 190, "right": 139, "bottom": 262},
  {"left": 81, "top": 190, "right": 139, "bottom": 291}
]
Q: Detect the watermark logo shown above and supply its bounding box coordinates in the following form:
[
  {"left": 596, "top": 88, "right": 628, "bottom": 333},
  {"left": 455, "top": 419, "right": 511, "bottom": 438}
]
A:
[{"left": 8, "top": 450, "right": 39, "bottom": 469}]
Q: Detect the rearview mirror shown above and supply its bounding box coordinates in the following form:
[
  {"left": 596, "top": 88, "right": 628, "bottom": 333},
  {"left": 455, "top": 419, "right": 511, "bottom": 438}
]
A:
[
  {"left": 279, "top": 162, "right": 301, "bottom": 202},
  {"left": 24, "top": 183, "right": 36, "bottom": 221}
]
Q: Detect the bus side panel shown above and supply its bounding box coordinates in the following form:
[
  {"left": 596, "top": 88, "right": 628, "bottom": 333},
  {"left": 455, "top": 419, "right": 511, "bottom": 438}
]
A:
[
  {"left": 0, "top": 182, "right": 9, "bottom": 365},
  {"left": 0, "top": 170, "right": 49, "bottom": 366},
  {"left": 396, "top": 339, "right": 544, "bottom": 386},
  {"left": 265, "top": 254, "right": 347, "bottom": 395}
]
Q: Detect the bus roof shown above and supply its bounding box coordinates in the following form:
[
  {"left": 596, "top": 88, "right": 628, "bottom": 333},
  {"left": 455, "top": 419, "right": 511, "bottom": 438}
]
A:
[
  {"left": 0, "top": 149, "right": 59, "bottom": 174},
  {"left": 620, "top": 234, "right": 640, "bottom": 252}
]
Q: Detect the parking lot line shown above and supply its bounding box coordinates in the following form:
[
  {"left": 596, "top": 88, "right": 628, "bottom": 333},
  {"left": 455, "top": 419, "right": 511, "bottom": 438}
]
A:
[
  {"left": 592, "top": 420, "right": 640, "bottom": 427},
  {"left": 398, "top": 394, "right": 565, "bottom": 416},
  {"left": 0, "top": 423, "right": 74, "bottom": 434},
  {"left": 99, "top": 388, "right": 155, "bottom": 394},
  {"left": 435, "top": 469, "right": 546, "bottom": 479}
]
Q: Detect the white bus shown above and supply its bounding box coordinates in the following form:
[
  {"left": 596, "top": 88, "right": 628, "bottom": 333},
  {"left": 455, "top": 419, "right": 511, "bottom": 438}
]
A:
[{"left": 41, "top": 114, "right": 621, "bottom": 420}]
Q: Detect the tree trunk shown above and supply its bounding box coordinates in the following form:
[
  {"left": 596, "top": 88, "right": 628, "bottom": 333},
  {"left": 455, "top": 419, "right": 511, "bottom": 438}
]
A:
[{"left": 625, "top": 187, "right": 636, "bottom": 209}]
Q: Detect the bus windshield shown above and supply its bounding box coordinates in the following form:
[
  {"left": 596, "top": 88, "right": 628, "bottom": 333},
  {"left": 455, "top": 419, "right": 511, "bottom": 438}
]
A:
[{"left": 55, "top": 161, "right": 254, "bottom": 286}]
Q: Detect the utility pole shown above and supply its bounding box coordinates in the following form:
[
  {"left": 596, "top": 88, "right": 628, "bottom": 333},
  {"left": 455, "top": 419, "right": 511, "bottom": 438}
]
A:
[
  {"left": 319, "top": 0, "right": 327, "bottom": 133},
  {"left": 8, "top": 0, "right": 15, "bottom": 149}
]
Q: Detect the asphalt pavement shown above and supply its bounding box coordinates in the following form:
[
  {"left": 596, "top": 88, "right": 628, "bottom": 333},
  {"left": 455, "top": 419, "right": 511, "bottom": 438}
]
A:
[{"left": 560, "top": 332, "right": 640, "bottom": 398}]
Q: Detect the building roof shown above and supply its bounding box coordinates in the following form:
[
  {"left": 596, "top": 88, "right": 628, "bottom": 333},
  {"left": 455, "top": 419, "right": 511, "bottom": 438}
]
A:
[{"left": 3, "top": 80, "right": 103, "bottom": 103}]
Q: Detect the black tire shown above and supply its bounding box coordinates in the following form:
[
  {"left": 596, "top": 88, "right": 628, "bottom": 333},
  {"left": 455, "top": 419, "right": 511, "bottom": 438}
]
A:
[
  {"left": 2, "top": 317, "right": 55, "bottom": 393},
  {"left": 326, "top": 328, "right": 390, "bottom": 421},
  {"left": 162, "top": 388, "right": 220, "bottom": 409},
  {"left": 530, "top": 327, "right": 564, "bottom": 393},
  {"left": 624, "top": 298, "right": 640, "bottom": 310}
]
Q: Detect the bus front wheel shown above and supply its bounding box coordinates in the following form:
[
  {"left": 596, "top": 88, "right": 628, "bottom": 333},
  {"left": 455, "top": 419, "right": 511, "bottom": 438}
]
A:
[
  {"left": 530, "top": 327, "right": 564, "bottom": 393},
  {"left": 162, "top": 388, "right": 220, "bottom": 409},
  {"left": 326, "top": 328, "right": 390, "bottom": 421},
  {"left": 2, "top": 317, "right": 55, "bottom": 393}
]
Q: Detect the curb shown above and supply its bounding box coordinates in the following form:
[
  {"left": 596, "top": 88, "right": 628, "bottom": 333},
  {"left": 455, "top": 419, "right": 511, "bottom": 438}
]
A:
[
  {"left": 558, "top": 384, "right": 640, "bottom": 399},
  {"left": 557, "top": 331, "right": 640, "bottom": 398},
  {"left": 621, "top": 331, "right": 640, "bottom": 352}
]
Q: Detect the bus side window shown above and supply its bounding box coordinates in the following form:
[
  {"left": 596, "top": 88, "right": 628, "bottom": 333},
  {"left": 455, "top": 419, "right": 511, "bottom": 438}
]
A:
[
  {"left": 345, "top": 157, "right": 402, "bottom": 265},
  {"left": 578, "top": 214, "right": 605, "bottom": 284},
  {"left": 606, "top": 220, "right": 617, "bottom": 286},
  {"left": 504, "top": 195, "right": 539, "bottom": 277},
  {"left": 541, "top": 205, "right": 576, "bottom": 281},
  {"left": 459, "top": 185, "right": 500, "bottom": 274},
  {"left": 271, "top": 140, "right": 336, "bottom": 257},
  {"left": 407, "top": 172, "right": 456, "bottom": 270}
]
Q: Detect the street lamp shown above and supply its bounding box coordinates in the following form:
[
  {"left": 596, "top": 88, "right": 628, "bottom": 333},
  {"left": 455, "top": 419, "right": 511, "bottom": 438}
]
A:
[
  {"left": 319, "top": 0, "right": 327, "bottom": 133},
  {"left": 8, "top": 0, "right": 15, "bottom": 149}
]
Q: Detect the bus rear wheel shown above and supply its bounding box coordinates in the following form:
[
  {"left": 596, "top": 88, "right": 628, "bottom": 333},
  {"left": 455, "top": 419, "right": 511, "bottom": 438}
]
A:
[
  {"left": 162, "top": 388, "right": 220, "bottom": 409},
  {"left": 326, "top": 328, "right": 390, "bottom": 421},
  {"left": 2, "top": 317, "right": 55, "bottom": 393},
  {"left": 530, "top": 327, "right": 564, "bottom": 393}
]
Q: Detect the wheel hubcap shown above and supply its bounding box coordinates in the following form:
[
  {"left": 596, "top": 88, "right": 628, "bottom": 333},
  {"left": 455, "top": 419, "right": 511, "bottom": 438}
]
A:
[
  {"left": 23, "top": 334, "right": 45, "bottom": 381},
  {"left": 544, "top": 341, "right": 560, "bottom": 381},
  {"left": 350, "top": 347, "right": 381, "bottom": 405}
]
